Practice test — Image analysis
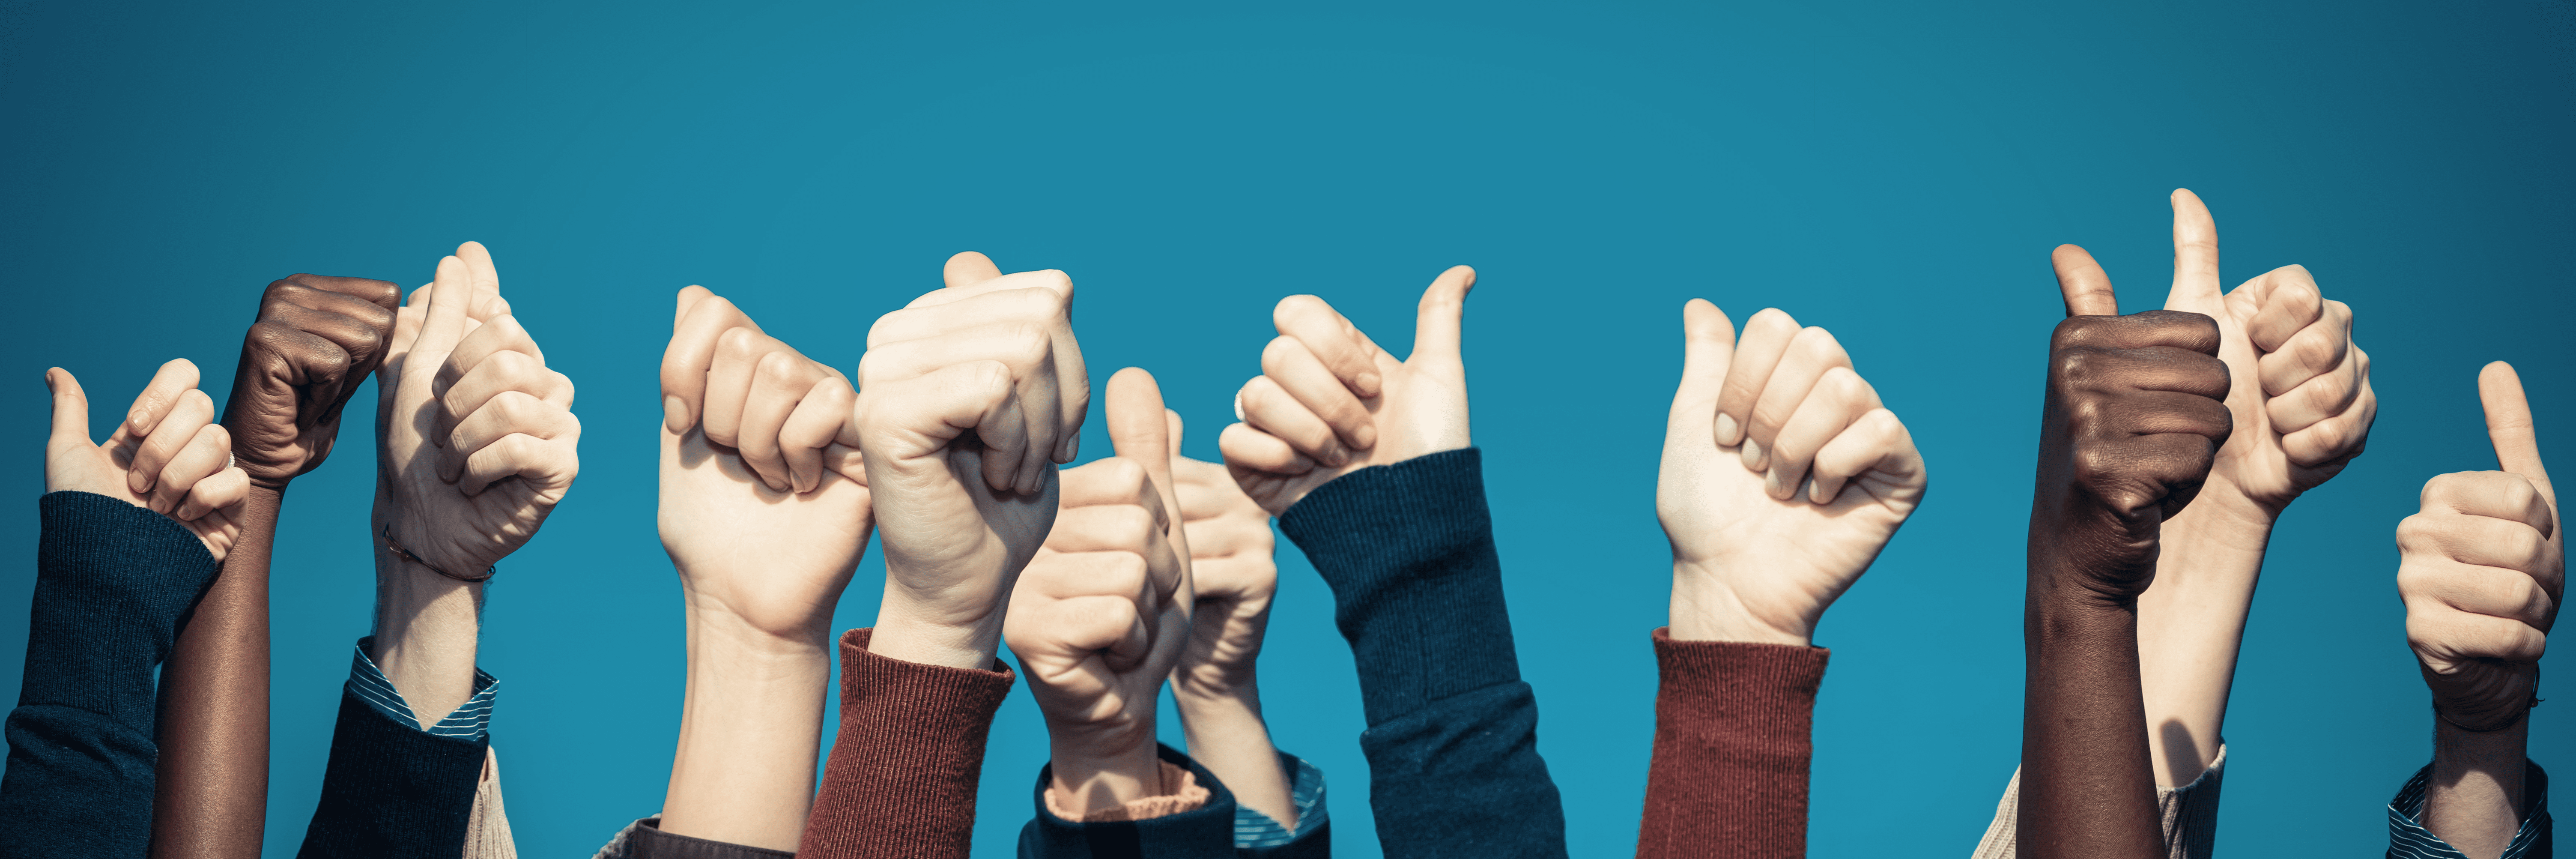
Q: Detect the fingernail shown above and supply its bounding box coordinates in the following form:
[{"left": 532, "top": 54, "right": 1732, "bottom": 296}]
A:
[
  {"left": 1356, "top": 372, "right": 1382, "bottom": 395},
  {"left": 663, "top": 396, "right": 686, "bottom": 431},
  {"left": 1713, "top": 413, "right": 1740, "bottom": 444},
  {"left": 1764, "top": 467, "right": 1785, "bottom": 499},
  {"left": 128, "top": 472, "right": 149, "bottom": 493},
  {"left": 128, "top": 409, "right": 148, "bottom": 431},
  {"left": 1740, "top": 438, "right": 1766, "bottom": 472},
  {"left": 1353, "top": 424, "right": 1378, "bottom": 449}
]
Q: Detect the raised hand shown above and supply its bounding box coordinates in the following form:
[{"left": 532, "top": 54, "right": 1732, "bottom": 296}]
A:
[
  {"left": 1006, "top": 368, "right": 1194, "bottom": 812},
  {"left": 376, "top": 243, "right": 580, "bottom": 576},
  {"left": 1169, "top": 418, "right": 1301, "bottom": 829},
  {"left": 2019, "top": 255, "right": 2231, "bottom": 859},
  {"left": 654, "top": 286, "right": 870, "bottom": 850},
  {"left": 2155, "top": 190, "right": 2375, "bottom": 513},
  {"left": 44, "top": 361, "right": 250, "bottom": 559},
  {"left": 1663, "top": 299, "right": 1925, "bottom": 645},
  {"left": 223, "top": 274, "right": 402, "bottom": 490},
  {"left": 1219, "top": 266, "right": 1474, "bottom": 515},
  {"left": 2402, "top": 362, "right": 2559, "bottom": 732},
  {"left": 857, "top": 252, "right": 1082, "bottom": 669}
]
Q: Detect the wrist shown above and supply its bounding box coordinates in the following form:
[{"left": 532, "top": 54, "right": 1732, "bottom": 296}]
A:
[
  {"left": 1046, "top": 721, "right": 1165, "bottom": 811},
  {"left": 869, "top": 596, "right": 999, "bottom": 670},
  {"left": 1668, "top": 563, "right": 1809, "bottom": 646}
]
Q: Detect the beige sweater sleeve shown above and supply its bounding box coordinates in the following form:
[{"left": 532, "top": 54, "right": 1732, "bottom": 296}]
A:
[
  {"left": 1971, "top": 744, "right": 2226, "bottom": 859},
  {"left": 463, "top": 746, "right": 517, "bottom": 859}
]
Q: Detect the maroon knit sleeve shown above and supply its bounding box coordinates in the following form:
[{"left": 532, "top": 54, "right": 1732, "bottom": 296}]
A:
[
  {"left": 1635, "top": 628, "right": 1831, "bottom": 859},
  {"left": 797, "top": 628, "right": 1016, "bottom": 859}
]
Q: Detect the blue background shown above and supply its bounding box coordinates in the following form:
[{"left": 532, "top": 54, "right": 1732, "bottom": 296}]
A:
[{"left": 3, "top": 1, "right": 2568, "bottom": 855}]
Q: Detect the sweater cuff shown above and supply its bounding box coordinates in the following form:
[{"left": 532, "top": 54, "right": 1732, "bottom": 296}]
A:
[
  {"left": 1650, "top": 629, "right": 1830, "bottom": 749},
  {"left": 797, "top": 628, "right": 1016, "bottom": 857},
  {"left": 1043, "top": 760, "right": 1211, "bottom": 822},
  {"left": 22, "top": 491, "right": 220, "bottom": 712}
]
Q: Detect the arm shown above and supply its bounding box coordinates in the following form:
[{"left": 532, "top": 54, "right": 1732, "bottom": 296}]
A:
[
  {"left": 2134, "top": 189, "right": 2376, "bottom": 791},
  {"left": 651, "top": 285, "right": 872, "bottom": 851},
  {"left": 799, "top": 251, "right": 1084, "bottom": 857},
  {"left": 2017, "top": 252, "right": 2233, "bottom": 859},
  {"left": 1639, "top": 299, "right": 1925, "bottom": 857},
  {"left": 1, "top": 363, "right": 247, "bottom": 857},
  {"left": 1221, "top": 267, "right": 1567, "bottom": 858},
  {"left": 1172, "top": 444, "right": 1326, "bottom": 850},
  {"left": 2388, "top": 362, "right": 2559, "bottom": 859},
  {"left": 301, "top": 244, "right": 578, "bottom": 858},
  {"left": 152, "top": 273, "right": 398, "bottom": 859}
]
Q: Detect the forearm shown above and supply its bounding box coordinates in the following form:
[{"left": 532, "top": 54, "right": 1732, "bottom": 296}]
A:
[
  {"left": 2421, "top": 715, "right": 2529, "bottom": 858},
  {"left": 660, "top": 609, "right": 832, "bottom": 852},
  {"left": 1176, "top": 682, "right": 1296, "bottom": 828},
  {"left": 370, "top": 535, "right": 484, "bottom": 724},
  {"left": 2018, "top": 587, "right": 2163, "bottom": 859},
  {"left": 151, "top": 484, "right": 278, "bottom": 859},
  {"left": 1045, "top": 716, "right": 1166, "bottom": 812},
  {"left": 2134, "top": 490, "right": 2273, "bottom": 787}
]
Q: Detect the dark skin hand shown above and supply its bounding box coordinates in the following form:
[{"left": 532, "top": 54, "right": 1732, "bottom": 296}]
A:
[
  {"left": 2019, "top": 245, "right": 2231, "bottom": 859},
  {"left": 151, "top": 274, "right": 400, "bottom": 859}
]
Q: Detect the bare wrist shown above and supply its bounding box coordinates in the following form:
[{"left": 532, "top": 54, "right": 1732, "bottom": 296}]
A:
[
  {"left": 1047, "top": 725, "right": 1165, "bottom": 811},
  {"left": 869, "top": 602, "right": 999, "bottom": 670},
  {"left": 1668, "top": 564, "right": 1809, "bottom": 646}
]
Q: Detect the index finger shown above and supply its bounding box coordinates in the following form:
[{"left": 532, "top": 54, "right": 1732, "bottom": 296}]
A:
[
  {"left": 660, "top": 290, "right": 761, "bottom": 432},
  {"left": 1272, "top": 295, "right": 1384, "bottom": 399},
  {"left": 2481, "top": 361, "right": 2552, "bottom": 503}
]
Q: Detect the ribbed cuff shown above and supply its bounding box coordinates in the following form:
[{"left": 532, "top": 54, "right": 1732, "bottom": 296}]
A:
[
  {"left": 23, "top": 491, "right": 219, "bottom": 714},
  {"left": 1636, "top": 629, "right": 1829, "bottom": 859},
  {"left": 797, "top": 628, "right": 1015, "bottom": 859}
]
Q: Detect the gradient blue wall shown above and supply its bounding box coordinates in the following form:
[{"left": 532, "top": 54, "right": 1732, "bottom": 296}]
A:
[{"left": 3, "top": 2, "right": 2567, "bottom": 855}]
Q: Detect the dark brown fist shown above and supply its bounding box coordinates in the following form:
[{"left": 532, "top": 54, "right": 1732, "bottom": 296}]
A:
[
  {"left": 2030, "top": 246, "right": 2233, "bottom": 605},
  {"left": 224, "top": 274, "right": 402, "bottom": 489}
]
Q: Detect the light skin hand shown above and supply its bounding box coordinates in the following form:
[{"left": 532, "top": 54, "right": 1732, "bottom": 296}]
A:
[
  {"left": 859, "top": 252, "right": 1081, "bottom": 670},
  {"left": 654, "top": 287, "right": 872, "bottom": 851},
  {"left": 2403, "top": 362, "right": 2558, "bottom": 859},
  {"left": 1006, "top": 368, "right": 1194, "bottom": 813},
  {"left": 1662, "top": 299, "right": 1926, "bottom": 646},
  {"left": 1219, "top": 266, "right": 1474, "bottom": 515},
  {"left": 1169, "top": 420, "right": 1298, "bottom": 829},
  {"left": 43, "top": 361, "right": 251, "bottom": 559},
  {"left": 372, "top": 243, "right": 580, "bottom": 724},
  {"left": 2126, "top": 190, "right": 2379, "bottom": 784}
]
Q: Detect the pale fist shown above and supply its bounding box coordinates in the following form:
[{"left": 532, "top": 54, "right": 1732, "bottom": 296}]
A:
[
  {"left": 1004, "top": 369, "right": 1192, "bottom": 808},
  {"left": 2156, "top": 190, "right": 2376, "bottom": 514},
  {"left": 224, "top": 273, "right": 402, "bottom": 489},
  {"left": 1171, "top": 423, "right": 1279, "bottom": 696},
  {"left": 376, "top": 243, "right": 579, "bottom": 575},
  {"left": 658, "top": 286, "right": 869, "bottom": 644},
  {"left": 2399, "top": 362, "right": 2560, "bottom": 731},
  {"left": 1221, "top": 266, "right": 1475, "bottom": 515},
  {"left": 45, "top": 362, "right": 250, "bottom": 560},
  {"left": 2033, "top": 251, "right": 2232, "bottom": 602},
  {"left": 1662, "top": 300, "right": 1925, "bottom": 645}
]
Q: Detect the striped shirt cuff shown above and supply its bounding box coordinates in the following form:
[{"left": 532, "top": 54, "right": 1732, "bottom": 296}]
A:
[
  {"left": 1233, "top": 752, "right": 1328, "bottom": 848},
  {"left": 348, "top": 636, "right": 498, "bottom": 740},
  {"left": 2387, "top": 760, "right": 2550, "bottom": 858}
]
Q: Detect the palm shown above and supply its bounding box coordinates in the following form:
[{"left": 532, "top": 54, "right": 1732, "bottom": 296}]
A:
[
  {"left": 48, "top": 433, "right": 237, "bottom": 558},
  {"left": 660, "top": 428, "right": 872, "bottom": 637},
  {"left": 1662, "top": 438, "right": 1921, "bottom": 639}
]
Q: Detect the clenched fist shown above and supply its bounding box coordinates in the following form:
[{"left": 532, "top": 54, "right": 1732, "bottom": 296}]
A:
[
  {"left": 224, "top": 274, "right": 401, "bottom": 489},
  {"left": 2400, "top": 362, "right": 2560, "bottom": 732},
  {"left": 2031, "top": 251, "right": 2232, "bottom": 603}
]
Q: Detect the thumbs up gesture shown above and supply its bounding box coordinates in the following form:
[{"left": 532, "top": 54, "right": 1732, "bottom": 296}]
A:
[
  {"left": 2158, "top": 190, "right": 2377, "bottom": 514},
  {"left": 1657, "top": 300, "right": 1926, "bottom": 644},
  {"left": 44, "top": 361, "right": 251, "bottom": 559},
  {"left": 2400, "top": 362, "right": 2561, "bottom": 732},
  {"left": 1006, "top": 368, "right": 1196, "bottom": 814},
  {"left": 2033, "top": 246, "right": 2234, "bottom": 601},
  {"left": 375, "top": 243, "right": 581, "bottom": 576},
  {"left": 1220, "top": 266, "right": 1475, "bottom": 515}
]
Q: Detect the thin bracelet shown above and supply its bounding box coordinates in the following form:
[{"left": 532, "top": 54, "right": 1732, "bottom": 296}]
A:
[{"left": 381, "top": 524, "right": 496, "bottom": 583}]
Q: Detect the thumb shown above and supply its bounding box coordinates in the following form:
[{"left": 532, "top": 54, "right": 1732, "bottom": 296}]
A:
[
  {"left": 1408, "top": 265, "right": 1477, "bottom": 362},
  {"left": 2052, "top": 244, "right": 2119, "bottom": 317},
  {"left": 2164, "top": 189, "right": 2224, "bottom": 311},
  {"left": 1670, "top": 299, "right": 1737, "bottom": 430},
  {"left": 412, "top": 255, "right": 474, "bottom": 362},
  {"left": 2480, "top": 361, "right": 2552, "bottom": 503},
  {"left": 1105, "top": 368, "right": 1173, "bottom": 485},
  {"left": 458, "top": 240, "right": 502, "bottom": 301},
  {"left": 1165, "top": 407, "right": 1185, "bottom": 455},
  {"left": 46, "top": 368, "right": 92, "bottom": 449},
  {"left": 943, "top": 251, "right": 1005, "bottom": 289}
]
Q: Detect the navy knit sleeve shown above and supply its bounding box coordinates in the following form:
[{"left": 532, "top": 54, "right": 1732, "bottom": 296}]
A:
[
  {"left": 1275, "top": 448, "right": 1567, "bottom": 859},
  {"left": 0, "top": 491, "right": 222, "bottom": 859},
  {"left": 295, "top": 684, "right": 489, "bottom": 859}
]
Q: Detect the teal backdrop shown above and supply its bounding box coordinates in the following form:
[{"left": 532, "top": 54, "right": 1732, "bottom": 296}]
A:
[{"left": 3, "top": 2, "right": 2568, "bottom": 855}]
